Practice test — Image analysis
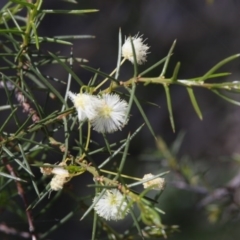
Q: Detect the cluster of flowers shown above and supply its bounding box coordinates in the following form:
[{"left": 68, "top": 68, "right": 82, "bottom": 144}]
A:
[
  {"left": 40, "top": 34, "right": 160, "bottom": 221},
  {"left": 68, "top": 93, "right": 128, "bottom": 133},
  {"left": 40, "top": 163, "right": 165, "bottom": 221},
  {"left": 68, "top": 34, "right": 150, "bottom": 134},
  {"left": 93, "top": 174, "right": 165, "bottom": 221}
]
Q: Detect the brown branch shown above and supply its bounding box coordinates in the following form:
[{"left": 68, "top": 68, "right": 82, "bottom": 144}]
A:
[
  {"left": 0, "top": 79, "right": 40, "bottom": 123},
  {"left": 0, "top": 223, "right": 31, "bottom": 239},
  {"left": 0, "top": 81, "right": 15, "bottom": 90},
  {"left": 198, "top": 172, "right": 240, "bottom": 208},
  {"left": 169, "top": 180, "right": 209, "bottom": 195},
  {"left": 2, "top": 158, "right": 38, "bottom": 240},
  {"left": 14, "top": 87, "right": 40, "bottom": 123}
]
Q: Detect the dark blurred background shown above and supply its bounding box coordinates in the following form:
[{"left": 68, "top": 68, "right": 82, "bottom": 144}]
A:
[{"left": 2, "top": 0, "right": 240, "bottom": 239}]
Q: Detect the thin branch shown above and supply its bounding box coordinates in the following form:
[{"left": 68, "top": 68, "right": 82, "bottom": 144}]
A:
[
  {"left": 0, "top": 81, "right": 15, "bottom": 90},
  {"left": 2, "top": 158, "right": 38, "bottom": 240},
  {"left": 169, "top": 180, "right": 209, "bottom": 195},
  {"left": 14, "top": 87, "right": 40, "bottom": 123},
  {"left": 198, "top": 172, "right": 240, "bottom": 208},
  {"left": 0, "top": 223, "right": 31, "bottom": 239}
]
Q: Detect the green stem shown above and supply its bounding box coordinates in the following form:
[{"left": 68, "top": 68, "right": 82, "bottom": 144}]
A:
[
  {"left": 80, "top": 121, "right": 91, "bottom": 160},
  {"left": 94, "top": 58, "right": 126, "bottom": 92},
  {"left": 99, "top": 169, "right": 142, "bottom": 181},
  {"left": 22, "top": 0, "right": 42, "bottom": 49}
]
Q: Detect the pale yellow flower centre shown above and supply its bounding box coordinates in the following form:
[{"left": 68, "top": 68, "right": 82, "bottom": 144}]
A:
[
  {"left": 75, "top": 97, "right": 85, "bottom": 108},
  {"left": 100, "top": 104, "right": 112, "bottom": 118},
  {"left": 108, "top": 192, "right": 118, "bottom": 206}
]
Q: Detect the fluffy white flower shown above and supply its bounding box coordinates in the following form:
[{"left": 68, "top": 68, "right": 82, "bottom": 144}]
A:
[
  {"left": 68, "top": 91, "right": 99, "bottom": 121},
  {"left": 50, "top": 163, "right": 70, "bottom": 191},
  {"left": 52, "top": 167, "right": 69, "bottom": 176},
  {"left": 91, "top": 94, "right": 128, "bottom": 133},
  {"left": 93, "top": 189, "right": 129, "bottom": 221},
  {"left": 142, "top": 173, "right": 165, "bottom": 190},
  {"left": 122, "top": 33, "right": 150, "bottom": 65},
  {"left": 50, "top": 174, "right": 69, "bottom": 191}
]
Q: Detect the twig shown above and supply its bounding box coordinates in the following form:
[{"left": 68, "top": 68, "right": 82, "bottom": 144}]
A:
[
  {"left": 169, "top": 180, "right": 209, "bottom": 195},
  {"left": 0, "top": 80, "right": 40, "bottom": 123},
  {"left": 0, "top": 81, "right": 15, "bottom": 90},
  {"left": 0, "top": 223, "right": 31, "bottom": 239},
  {"left": 14, "top": 87, "right": 40, "bottom": 123},
  {"left": 2, "top": 158, "right": 38, "bottom": 240},
  {"left": 198, "top": 172, "right": 240, "bottom": 208}
]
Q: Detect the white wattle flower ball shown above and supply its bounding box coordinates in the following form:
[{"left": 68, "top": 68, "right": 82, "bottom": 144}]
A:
[
  {"left": 50, "top": 163, "right": 70, "bottom": 191},
  {"left": 142, "top": 173, "right": 165, "bottom": 190},
  {"left": 122, "top": 33, "right": 150, "bottom": 65},
  {"left": 68, "top": 91, "right": 100, "bottom": 121},
  {"left": 91, "top": 94, "right": 128, "bottom": 133},
  {"left": 52, "top": 167, "right": 69, "bottom": 176},
  {"left": 93, "top": 189, "right": 129, "bottom": 221},
  {"left": 50, "top": 174, "right": 68, "bottom": 191}
]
